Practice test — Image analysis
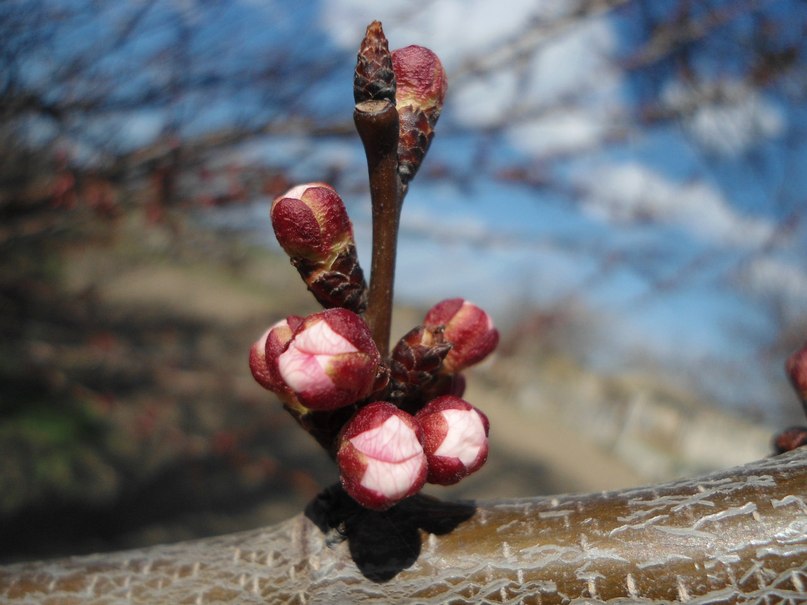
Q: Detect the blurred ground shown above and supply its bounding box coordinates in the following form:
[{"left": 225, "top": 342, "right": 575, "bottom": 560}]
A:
[{"left": 0, "top": 207, "right": 778, "bottom": 564}]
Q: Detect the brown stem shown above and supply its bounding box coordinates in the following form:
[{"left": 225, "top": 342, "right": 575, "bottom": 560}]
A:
[{"left": 353, "top": 99, "right": 401, "bottom": 357}]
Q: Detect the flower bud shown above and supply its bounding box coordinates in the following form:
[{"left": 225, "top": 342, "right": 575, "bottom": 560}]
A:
[
  {"left": 271, "top": 183, "right": 367, "bottom": 312},
  {"left": 424, "top": 298, "right": 499, "bottom": 372},
  {"left": 391, "top": 46, "right": 447, "bottom": 186},
  {"left": 416, "top": 396, "right": 489, "bottom": 485},
  {"left": 271, "top": 183, "right": 349, "bottom": 258},
  {"left": 249, "top": 316, "right": 303, "bottom": 394},
  {"left": 392, "top": 46, "right": 447, "bottom": 123},
  {"left": 786, "top": 341, "right": 807, "bottom": 415},
  {"left": 773, "top": 426, "right": 807, "bottom": 455},
  {"left": 277, "top": 308, "right": 383, "bottom": 411},
  {"left": 354, "top": 21, "right": 396, "bottom": 104},
  {"left": 337, "top": 402, "right": 427, "bottom": 510},
  {"left": 388, "top": 325, "right": 452, "bottom": 409}
]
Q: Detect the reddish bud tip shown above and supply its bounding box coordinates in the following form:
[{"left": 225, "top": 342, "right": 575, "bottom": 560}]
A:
[
  {"left": 354, "top": 21, "right": 396, "bottom": 104},
  {"left": 249, "top": 328, "right": 275, "bottom": 390},
  {"left": 271, "top": 183, "right": 367, "bottom": 312},
  {"left": 416, "top": 396, "right": 489, "bottom": 485},
  {"left": 773, "top": 426, "right": 807, "bottom": 454},
  {"left": 249, "top": 316, "right": 303, "bottom": 395},
  {"left": 786, "top": 342, "right": 807, "bottom": 415},
  {"left": 277, "top": 309, "right": 382, "bottom": 411},
  {"left": 392, "top": 46, "right": 447, "bottom": 114},
  {"left": 392, "top": 45, "right": 447, "bottom": 185},
  {"left": 337, "top": 402, "right": 427, "bottom": 510},
  {"left": 271, "top": 183, "right": 353, "bottom": 261},
  {"left": 424, "top": 299, "right": 499, "bottom": 372}
]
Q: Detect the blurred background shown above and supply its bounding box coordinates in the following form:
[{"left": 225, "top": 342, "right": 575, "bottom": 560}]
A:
[{"left": 2, "top": 0, "right": 806, "bottom": 563}]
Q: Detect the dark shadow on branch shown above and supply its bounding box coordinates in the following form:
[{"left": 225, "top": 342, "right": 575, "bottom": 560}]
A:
[{"left": 305, "top": 483, "right": 476, "bottom": 582}]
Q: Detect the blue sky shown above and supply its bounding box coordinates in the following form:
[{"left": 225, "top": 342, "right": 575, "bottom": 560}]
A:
[
  {"left": 26, "top": 0, "right": 807, "bottom": 420},
  {"left": 202, "top": 1, "right": 807, "bottom": 420}
]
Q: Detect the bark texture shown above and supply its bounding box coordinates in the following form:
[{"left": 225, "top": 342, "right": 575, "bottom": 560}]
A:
[{"left": 1, "top": 447, "right": 805, "bottom": 604}]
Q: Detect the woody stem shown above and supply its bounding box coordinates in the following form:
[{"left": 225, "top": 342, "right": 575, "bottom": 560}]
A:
[{"left": 354, "top": 99, "right": 402, "bottom": 358}]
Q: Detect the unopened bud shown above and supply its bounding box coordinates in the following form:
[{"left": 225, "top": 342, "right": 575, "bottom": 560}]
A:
[
  {"left": 271, "top": 183, "right": 367, "bottom": 312},
  {"left": 392, "top": 45, "right": 447, "bottom": 185},
  {"left": 249, "top": 316, "right": 303, "bottom": 395},
  {"left": 354, "top": 21, "right": 396, "bottom": 105},
  {"left": 277, "top": 309, "right": 383, "bottom": 411},
  {"left": 337, "top": 402, "right": 427, "bottom": 510},
  {"left": 424, "top": 298, "right": 499, "bottom": 372},
  {"left": 388, "top": 325, "right": 452, "bottom": 410},
  {"left": 786, "top": 342, "right": 807, "bottom": 416},
  {"left": 773, "top": 426, "right": 807, "bottom": 454},
  {"left": 416, "top": 396, "right": 489, "bottom": 485}
]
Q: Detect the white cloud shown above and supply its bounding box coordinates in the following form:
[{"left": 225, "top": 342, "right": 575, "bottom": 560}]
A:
[
  {"left": 743, "top": 258, "right": 807, "bottom": 314},
  {"left": 577, "top": 163, "right": 774, "bottom": 247},
  {"left": 320, "top": 0, "right": 548, "bottom": 68},
  {"left": 507, "top": 108, "right": 609, "bottom": 158},
  {"left": 662, "top": 79, "right": 785, "bottom": 155},
  {"left": 522, "top": 17, "right": 618, "bottom": 103}
]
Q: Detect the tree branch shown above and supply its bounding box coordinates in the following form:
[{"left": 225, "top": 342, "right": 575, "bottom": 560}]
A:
[{"left": 2, "top": 447, "right": 805, "bottom": 603}]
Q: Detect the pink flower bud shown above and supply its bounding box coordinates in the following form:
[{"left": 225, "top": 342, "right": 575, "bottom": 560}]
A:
[
  {"left": 249, "top": 316, "right": 303, "bottom": 393},
  {"left": 271, "top": 183, "right": 367, "bottom": 312},
  {"left": 277, "top": 308, "right": 382, "bottom": 411},
  {"left": 337, "top": 402, "right": 427, "bottom": 510},
  {"left": 271, "top": 183, "right": 354, "bottom": 262},
  {"left": 424, "top": 298, "right": 499, "bottom": 372},
  {"left": 786, "top": 342, "right": 807, "bottom": 413},
  {"left": 416, "top": 396, "right": 489, "bottom": 485},
  {"left": 392, "top": 46, "right": 447, "bottom": 118},
  {"left": 391, "top": 45, "right": 448, "bottom": 185}
]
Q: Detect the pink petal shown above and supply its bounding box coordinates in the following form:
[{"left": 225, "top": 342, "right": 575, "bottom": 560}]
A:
[
  {"left": 350, "top": 415, "right": 423, "bottom": 462},
  {"left": 434, "top": 408, "right": 487, "bottom": 467}
]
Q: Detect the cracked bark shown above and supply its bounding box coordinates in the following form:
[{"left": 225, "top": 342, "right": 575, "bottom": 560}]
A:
[{"left": 1, "top": 447, "right": 805, "bottom": 604}]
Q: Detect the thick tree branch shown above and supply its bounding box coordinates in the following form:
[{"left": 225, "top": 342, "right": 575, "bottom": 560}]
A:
[{"left": 1, "top": 447, "right": 805, "bottom": 603}]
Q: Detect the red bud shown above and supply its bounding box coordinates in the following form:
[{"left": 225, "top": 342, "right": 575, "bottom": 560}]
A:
[
  {"left": 786, "top": 342, "right": 807, "bottom": 416},
  {"left": 391, "top": 45, "right": 447, "bottom": 185},
  {"left": 277, "top": 309, "right": 382, "bottom": 411},
  {"left": 271, "top": 183, "right": 353, "bottom": 261},
  {"left": 337, "top": 402, "right": 427, "bottom": 510},
  {"left": 271, "top": 183, "right": 367, "bottom": 312},
  {"left": 249, "top": 316, "right": 303, "bottom": 394},
  {"left": 424, "top": 299, "right": 499, "bottom": 372},
  {"left": 416, "top": 396, "right": 489, "bottom": 485}
]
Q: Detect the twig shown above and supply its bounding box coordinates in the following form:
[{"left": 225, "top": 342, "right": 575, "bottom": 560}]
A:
[{"left": 353, "top": 98, "right": 402, "bottom": 357}]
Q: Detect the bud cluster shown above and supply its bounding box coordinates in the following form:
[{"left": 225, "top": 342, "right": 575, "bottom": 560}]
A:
[
  {"left": 250, "top": 295, "right": 497, "bottom": 509},
  {"left": 249, "top": 22, "right": 495, "bottom": 511}
]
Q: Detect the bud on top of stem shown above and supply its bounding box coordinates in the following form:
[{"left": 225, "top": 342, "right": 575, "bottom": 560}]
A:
[
  {"left": 277, "top": 308, "right": 383, "bottom": 411},
  {"left": 424, "top": 298, "right": 499, "bottom": 372},
  {"left": 271, "top": 183, "right": 354, "bottom": 262},
  {"left": 354, "top": 21, "right": 396, "bottom": 105},
  {"left": 337, "top": 402, "right": 427, "bottom": 510}
]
